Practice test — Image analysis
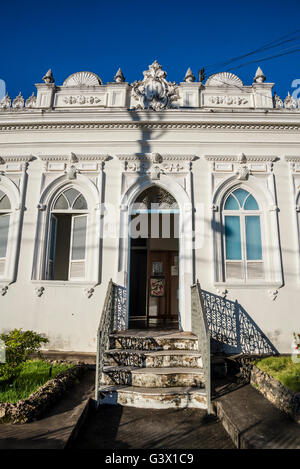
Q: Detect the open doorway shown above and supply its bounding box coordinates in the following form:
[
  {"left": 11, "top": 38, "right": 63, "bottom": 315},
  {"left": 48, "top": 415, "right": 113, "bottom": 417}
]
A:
[{"left": 128, "top": 186, "right": 180, "bottom": 329}]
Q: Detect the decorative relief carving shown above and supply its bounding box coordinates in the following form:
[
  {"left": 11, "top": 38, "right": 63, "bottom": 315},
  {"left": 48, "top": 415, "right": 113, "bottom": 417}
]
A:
[
  {"left": 131, "top": 61, "right": 179, "bottom": 111},
  {"left": 63, "top": 71, "right": 102, "bottom": 87},
  {"left": 35, "top": 286, "right": 45, "bottom": 297},
  {"left": 205, "top": 72, "right": 243, "bottom": 87},
  {"left": 208, "top": 95, "right": 248, "bottom": 106},
  {"left": 84, "top": 287, "right": 94, "bottom": 298},
  {"left": 1, "top": 122, "right": 300, "bottom": 132},
  {"left": 134, "top": 186, "right": 178, "bottom": 209},
  {"left": 118, "top": 153, "right": 194, "bottom": 175},
  {"left": 268, "top": 289, "right": 278, "bottom": 301},
  {"left": 235, "top": 153, "right": 250, "bottom": 180},
  {"left": 62, "top": 95, "right": 102, "bottom": 105}
]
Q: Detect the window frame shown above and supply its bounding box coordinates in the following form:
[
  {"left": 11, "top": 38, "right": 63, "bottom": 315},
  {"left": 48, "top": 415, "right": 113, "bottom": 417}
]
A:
[
  {"left": 44, "top": 187, "right": 89, "bottom": 282},
  {"left": 0, "top": 191, "right": 13, "bottom": 280},
  {"left": 222, "top": 190, "right": 264, "bottom": 282}
]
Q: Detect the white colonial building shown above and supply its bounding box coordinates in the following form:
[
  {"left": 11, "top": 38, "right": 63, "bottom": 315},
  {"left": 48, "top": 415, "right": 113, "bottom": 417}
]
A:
[{"left": 0, "top": 61, "right": 299, "bottom": 355}]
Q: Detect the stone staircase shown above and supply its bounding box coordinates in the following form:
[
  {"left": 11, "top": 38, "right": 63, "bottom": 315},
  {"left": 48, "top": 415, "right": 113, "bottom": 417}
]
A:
[{"left": 98, "top": 330, "right": 208, "bottom": 409}]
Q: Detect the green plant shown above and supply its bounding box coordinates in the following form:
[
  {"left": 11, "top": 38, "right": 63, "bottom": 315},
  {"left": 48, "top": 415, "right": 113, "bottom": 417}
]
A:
[
  {"left": 0, "top": 360, "right": 73, "bottom": 403},
  {"left": 0, "top": 329, "right": 48, "bottom": 383},
  {"left": 255, "top": 356, "right": 300, "bottom": 392}
]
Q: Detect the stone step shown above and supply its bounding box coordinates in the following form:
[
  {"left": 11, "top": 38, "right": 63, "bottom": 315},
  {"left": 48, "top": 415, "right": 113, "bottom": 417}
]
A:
[
  {"left": 101, "top": 366, "right": 205, "bottom": 388},
  {"left": 104, "top": 349, "right": 202, "bottom": 368},
  {"left": 132, "top": 367, "right": 204, "bottom": 388},
  {"left": 109, "top": 332, "right": 198, "bottom": 351},
  {"left": 97, "top": 385, "right": 207, "bottom": 409},
  {"left": 100, "top": 366, "right": 136, "bottom": 386}
]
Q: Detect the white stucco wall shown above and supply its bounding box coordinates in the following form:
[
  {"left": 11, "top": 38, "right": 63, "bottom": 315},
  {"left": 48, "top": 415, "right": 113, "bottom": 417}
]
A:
[{"left": 0, "top": 67, "right": 299, "bottom": 354}]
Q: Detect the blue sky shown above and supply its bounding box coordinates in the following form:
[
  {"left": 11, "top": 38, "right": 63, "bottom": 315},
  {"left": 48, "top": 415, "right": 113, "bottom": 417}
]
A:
[{"left": 1, "top": 0, "right": 300, "bottom": 100}]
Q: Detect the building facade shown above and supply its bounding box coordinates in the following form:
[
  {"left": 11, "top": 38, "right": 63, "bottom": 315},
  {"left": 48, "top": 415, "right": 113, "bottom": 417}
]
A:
[{"left": 0, "top": 62, "right": 299, "bottom": 354}]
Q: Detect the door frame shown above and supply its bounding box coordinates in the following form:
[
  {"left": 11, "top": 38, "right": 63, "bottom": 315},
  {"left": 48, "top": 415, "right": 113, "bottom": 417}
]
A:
[
  {"left": 117, "top": 176, "right": 194, "bottom": 332},
  {"left": 128, "top": 209, "right": 180, "bottom": 328}
]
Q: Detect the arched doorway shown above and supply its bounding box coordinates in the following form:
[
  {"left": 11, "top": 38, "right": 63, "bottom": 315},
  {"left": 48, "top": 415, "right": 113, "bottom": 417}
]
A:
[{"left": 128, "top": 186, "right": 180, "bottom": 328}]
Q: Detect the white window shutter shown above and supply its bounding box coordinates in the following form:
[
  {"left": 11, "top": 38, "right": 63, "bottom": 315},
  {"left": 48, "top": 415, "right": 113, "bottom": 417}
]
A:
[
  {"left": 46, "top": 215, "right": 57, "bottom": 280},
  {"left": 0, "top": 214, "right": 10, "bottom": 278},
  {"left": 69, "top": 215, "right": 87, "bottom": 280}
]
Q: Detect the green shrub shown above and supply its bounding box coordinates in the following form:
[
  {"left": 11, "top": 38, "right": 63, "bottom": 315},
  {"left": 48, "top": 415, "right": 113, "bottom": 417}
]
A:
[{"left": 0, "top": 329, "right": 48, "bottom": 383}]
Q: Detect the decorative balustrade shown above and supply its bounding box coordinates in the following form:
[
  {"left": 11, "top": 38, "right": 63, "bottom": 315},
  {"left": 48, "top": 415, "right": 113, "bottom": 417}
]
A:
[
  {"left": 95, "top": 279, "right": 127, "bottom": 400},
  {"left": 201, "top": 290, "right": 277, "bottom": 355}
]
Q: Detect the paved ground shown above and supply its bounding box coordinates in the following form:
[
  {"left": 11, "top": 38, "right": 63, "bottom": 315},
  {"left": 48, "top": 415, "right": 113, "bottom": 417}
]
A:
[
  {"left": 69, "top": 405, "right": 235, "bottom": 449},
  {"left": 213, "top": 384, "right": 300, "bottom": 449},
  {"left": 0, "top": 369, "right": 95, "bottom": 449}
]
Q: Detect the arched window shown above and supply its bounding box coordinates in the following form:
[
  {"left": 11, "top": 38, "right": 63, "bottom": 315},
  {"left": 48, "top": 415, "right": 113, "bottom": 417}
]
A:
[
  {"left": 0, "top": 190, "right": 12, "bottom": 278},
  {"left": 46, "top": 187, "right": 88, "bottom": 281},
  {"left": 223, "top": 188, "right": 264, "bottom": 281}
]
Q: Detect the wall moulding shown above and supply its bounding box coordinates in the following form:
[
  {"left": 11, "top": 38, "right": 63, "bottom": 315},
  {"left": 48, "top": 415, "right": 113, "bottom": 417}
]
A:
[{"left": 1, "top": 122, "right": 300, "bottom": 133}]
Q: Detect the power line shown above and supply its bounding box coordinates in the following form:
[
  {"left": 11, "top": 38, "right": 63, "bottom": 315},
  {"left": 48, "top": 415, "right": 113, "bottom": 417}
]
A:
[
  {"left": 204, "top": 28, "right": 300, "bottom": 74},
  {"left": 225, "top": 45, "right": 300, "bottom": 72}
]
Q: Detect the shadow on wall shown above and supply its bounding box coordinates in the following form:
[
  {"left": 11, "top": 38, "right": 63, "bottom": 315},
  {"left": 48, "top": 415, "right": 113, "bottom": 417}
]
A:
[{"left": 201, "top": 290, "right": 278, "bottom": 355}]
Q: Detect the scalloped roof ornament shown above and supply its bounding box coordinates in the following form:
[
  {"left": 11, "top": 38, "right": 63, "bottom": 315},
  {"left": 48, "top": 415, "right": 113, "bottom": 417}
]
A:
[
  {"left": 205, "top": 72, "right": 243, "bottom": 87},
  {"left": 63, "top": 71, "right": 103, "bottom": 87}
]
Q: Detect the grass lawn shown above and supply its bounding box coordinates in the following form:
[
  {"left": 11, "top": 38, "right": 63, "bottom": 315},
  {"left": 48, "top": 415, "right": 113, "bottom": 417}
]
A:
[
  {"left": 0, "top": 360, "right": 73, "bottom": 403},
  {"left": 255, "top": 356, "right": 300, "bottom": 392}
]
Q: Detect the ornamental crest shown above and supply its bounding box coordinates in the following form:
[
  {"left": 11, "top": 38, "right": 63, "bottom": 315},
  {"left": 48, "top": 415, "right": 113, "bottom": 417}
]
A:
[{"left": 131, "top": 61, "right": 179, "bottom": 111}]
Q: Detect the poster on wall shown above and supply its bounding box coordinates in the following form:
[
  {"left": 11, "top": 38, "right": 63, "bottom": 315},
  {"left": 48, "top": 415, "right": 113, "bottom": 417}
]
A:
[{"left": 150, "top": 277, "right": 165, "bottom": 297}]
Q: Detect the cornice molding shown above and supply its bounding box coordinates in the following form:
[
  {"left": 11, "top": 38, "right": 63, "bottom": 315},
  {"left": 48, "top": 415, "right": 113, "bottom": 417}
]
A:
[
  {"left": 205, "top": 155, "right": 278, "bottom": 163},
  {"left": 1, "top": 122, "right": 300, "bottom": 132},
  {"left": 0, "top": 155, "right": 34, "bottom": 163},
  {"left": 285, "top": 156, "right": 300, "bottom": 163},
  {"left": 37, "top": 153, "right": 110, "bottom": 162},
  {"left": 116, "top": 153, "right": 196, "bottom": 161}
]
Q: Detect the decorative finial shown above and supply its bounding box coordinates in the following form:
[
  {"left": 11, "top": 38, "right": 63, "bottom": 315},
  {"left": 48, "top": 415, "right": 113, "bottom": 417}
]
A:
[
  {"left": 42, "top": 69, "right": 54, "bottom": 84},
  {"left": 0, "top": 93, "right": 11, "bottom": 110},
  {"left": 184, "top": 68, "right": 195, "bottom": 83},
  {"left": 25, "top": 93, "right": 37, "bottom": 108},
  {"left": 254, "top": 66, "right": 266, "bottom": 83},
  {"left": 114, "top": 68, "right": 125, "bottom": 83},
  {"left": 12, "top": 92, "right": 24, "bottom": 109},
  {"left": 284, "top": 92, "right": 297, "bottom": 110},
  {"left": 273, "top": 92, "right": 283, "bottom": 109}
]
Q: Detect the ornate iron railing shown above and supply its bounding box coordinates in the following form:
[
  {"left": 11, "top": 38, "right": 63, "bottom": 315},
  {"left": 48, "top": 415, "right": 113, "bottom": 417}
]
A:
[
  {"left": 95, "top": 279, "right": 127, "bottom": 401},
  {"left": 201, "top": 290, "right": 277, "bottom": 355},
  {"left": 191, "top": 280, "right": 211, "bottom": 414}
]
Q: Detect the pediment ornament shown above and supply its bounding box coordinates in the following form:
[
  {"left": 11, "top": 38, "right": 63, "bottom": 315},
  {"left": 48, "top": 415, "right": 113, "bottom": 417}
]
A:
[{"left": 131, "top": 61, "right": 179, "bottom": 111}]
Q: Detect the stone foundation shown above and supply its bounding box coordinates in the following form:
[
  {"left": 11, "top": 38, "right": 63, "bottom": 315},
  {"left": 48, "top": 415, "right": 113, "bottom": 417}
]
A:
[
  {"left": 0, "top": 364, "right": 88, "bottom": 424},
  {"left": 250, "top": 365, "right": 300, "bottom": 424}
]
